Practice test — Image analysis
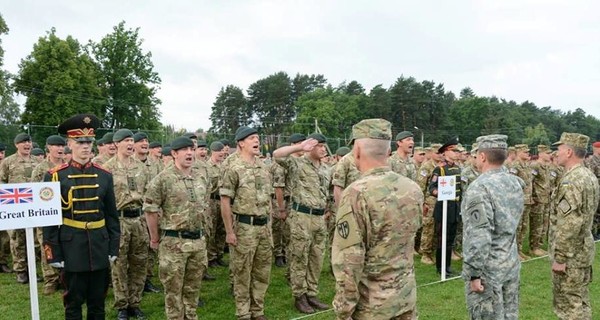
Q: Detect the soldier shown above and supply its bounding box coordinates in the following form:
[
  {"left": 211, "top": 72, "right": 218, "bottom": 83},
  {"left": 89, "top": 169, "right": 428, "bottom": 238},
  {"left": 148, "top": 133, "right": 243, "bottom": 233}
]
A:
[
  {"left": 31, "top": 135, "right": 66, "bottom": 295},
  {"left": 162, "top": 146, "right": 173, "bottom": 167},
  {"left": 273, "top": 133, "right": 331, "bottom": 314},
  {"left": 417, "top": 143, "right": 443, "bottom": 265},
  {"left": 220, "top": 127, "right": 272, "bottom": 320},
  {"left": 103, "top": 129, "right": 150, "bottom": 319},
  {"left": 331, "top": 150, "right": 361, "bottom": 207},
  {"left": 148, "top": 141, "right": 162, "bottom": 162},
  {"left": 584, "top": 141, "right": 600, "bottom": 239},
  {"left": 428, "top": 137, "right": 462, "bottom": 276},
  {"left": 64, "top": 146, "right": 72, "bottom": 162},
  {"left": 42, "top": 114, "right": 120, "bottom": 319},
  {"left": 508, "top": 144, "right": 534, "bottom": 260},
  {"left": 332, "top": 119, "right": 422, "bottom": 319},
  {"left": 207, "top": 141, "right": 227, "bottom": 267},
  {"left": 32, "top": 147, "right": 45, "bottom": 161},
  {"left": 461, "top": 143, "right": 480, "bottom": 191},
  {"left": 0, "top": 142, "right": 9, "bottom": 274},
  {"left": 144, "top": 136, "right": 209, "bottom": 320},
  {"left": 92, "top": 132, "right": 116, "bottom": 165},
  {"left": 389, "top": 131, "right": 417, "bottom": 181},
  {"left": 530, "top": 145, "right": 553, "bottom": 256},
  {"left": 461, "top": 134, "right": 524, "bottom": 319},
  {"left": 195, "top": 140, "right": 209, "bottom": 162},
  {"left": 506, "top": 146, "right": 516, "bottom": 165},
  {"left": 0, "top": 132, "right": 38, "bottom": 283},
  {"left": 220, "top": 139, "right": 232, "bottom": 158},
  {"left": 549, "top": 133, "right": 599, "bottom": 320},
  {"left": 412, "top": 147, "right": 426, "bottom": 168}
]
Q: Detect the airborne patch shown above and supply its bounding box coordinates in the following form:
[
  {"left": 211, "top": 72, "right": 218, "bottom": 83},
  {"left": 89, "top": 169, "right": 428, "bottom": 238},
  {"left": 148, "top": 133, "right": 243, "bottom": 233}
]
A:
[{"left": 337, "top": 221, "right": 350, "bottom": 239}]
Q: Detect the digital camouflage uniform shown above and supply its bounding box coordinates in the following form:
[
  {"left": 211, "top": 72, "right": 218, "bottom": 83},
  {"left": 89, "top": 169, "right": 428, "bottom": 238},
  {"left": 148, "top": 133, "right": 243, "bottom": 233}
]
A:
[
  {"left": 389, "top": 151, "right": 417, "bottom": 181},
  {"left": 530, "top": 151, "right": 553, "bottom": 251},
  {"left": 220, "top": 155, "right": 272, "bottom": 320},
  {"left": 143, "top": 164, "right": 209, "bottom": 320},
  {"left": 103, "top": 155, "right": 150, "bottom": 312},
  {"left": 546, "top": 163, "right": 562, "bottom": 239},
  {"left": 507, "top": 147, "right": 534, "bottom": 255},
  {"left": 584, "top": 154, "right": 600, "bottom": 235},
  {"left": 416, "top": 157, "right": 438, "bottom": 259},
  {"left": 207, "top": 157, "right": 226, "bottom": 262},
  {"left": 269, "top": 161, "right": 291, "bottom": 261}
]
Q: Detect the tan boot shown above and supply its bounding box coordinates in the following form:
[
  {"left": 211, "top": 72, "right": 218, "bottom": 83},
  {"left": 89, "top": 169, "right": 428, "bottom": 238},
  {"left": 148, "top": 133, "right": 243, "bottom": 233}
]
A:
[
  {"left": 451, "top": 250, "right": 462, "bottom": 261},
  {"left": 420, "top": 254, "right": 434, "bottom": 265},
  {"left": 294, "top": 295, "right": 315, "bottom": 314},
  {"left": 43, "top": 283, "right": 58, "bottom": 295},
  {"left": 531, "top": 248, "right": 547, "bottom": 257}
]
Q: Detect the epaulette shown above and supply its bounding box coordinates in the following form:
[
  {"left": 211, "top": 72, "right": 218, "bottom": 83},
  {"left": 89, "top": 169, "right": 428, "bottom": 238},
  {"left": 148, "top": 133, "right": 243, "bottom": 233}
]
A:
[
  {"left": 92, "top": 162, "right": 111, "bottom": 174},
  {"left": 48, "top": 163, "right": 69, "bottom": 174}
]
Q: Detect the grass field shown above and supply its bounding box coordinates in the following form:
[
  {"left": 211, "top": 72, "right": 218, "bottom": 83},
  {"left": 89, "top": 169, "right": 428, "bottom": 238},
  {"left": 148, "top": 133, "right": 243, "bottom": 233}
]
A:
[{"left": 1, "top": 244, "right": 599, "bottom": 320}]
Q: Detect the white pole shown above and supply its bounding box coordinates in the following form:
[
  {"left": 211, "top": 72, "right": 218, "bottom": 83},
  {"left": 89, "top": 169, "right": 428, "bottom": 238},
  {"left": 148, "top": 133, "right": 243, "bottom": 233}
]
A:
[
  {"left": 25, "top": 227, "right": 40, "bottom": 320},
  {"left": 441, "top": 200, "right": 448, "bottom": 281}
]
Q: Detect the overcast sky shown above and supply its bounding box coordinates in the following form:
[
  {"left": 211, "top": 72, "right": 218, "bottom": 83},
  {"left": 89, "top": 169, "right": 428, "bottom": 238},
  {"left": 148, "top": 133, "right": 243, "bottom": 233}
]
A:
[{"left": 3, "top": 0, "right": 599, "bottom": 131}]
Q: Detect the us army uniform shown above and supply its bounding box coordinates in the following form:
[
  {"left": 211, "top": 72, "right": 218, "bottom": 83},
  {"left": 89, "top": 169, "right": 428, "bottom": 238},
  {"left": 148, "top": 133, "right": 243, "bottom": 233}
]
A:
[
  {"left": 530, "top": 145, "right": 553, "bottom": 254},
  {"left": 507, "top": 144, "right": 534, "bottom": 259},
  {"left": 143, "top": 136, "right": 209, "bottom": 320},
  {"left": 103, "top": 129, "right": 150, "bottom": 318},
  {"left": 333, "top": 119, "right": 422, "bottom": 320},
  {"left": 549, "top": 133, "right": 599, "bottom": 320},
  {"left": 461, "top": 135, "right": 524, "bottom": 320},
  {"left": 416, "top": 144, "right": 442, "bottom": 265}
]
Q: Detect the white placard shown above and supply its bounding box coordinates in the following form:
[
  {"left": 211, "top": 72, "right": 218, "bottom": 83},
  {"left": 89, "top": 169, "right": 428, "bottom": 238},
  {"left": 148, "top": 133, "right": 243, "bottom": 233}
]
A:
[
  {"left": 0, "top": 182, "right": 62, "bottom": 231},
  {"left": 437, "top": 175, "right": 457, "bottom": 201}
]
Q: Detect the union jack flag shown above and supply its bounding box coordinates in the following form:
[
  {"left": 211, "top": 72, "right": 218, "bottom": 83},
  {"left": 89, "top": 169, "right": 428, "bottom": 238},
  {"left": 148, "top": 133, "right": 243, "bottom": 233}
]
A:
[{"left": 0, "top": 188, "right": 34, "bottom": 205}]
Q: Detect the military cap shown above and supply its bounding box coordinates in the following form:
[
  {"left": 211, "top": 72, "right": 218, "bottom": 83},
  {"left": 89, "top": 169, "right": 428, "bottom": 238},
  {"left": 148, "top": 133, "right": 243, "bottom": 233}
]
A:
[
  {"left": 197, "top": 140, "right": 208, "bottom": 148},
  {"left": 46, "top": 135, "right": 66, "bottom": 146},
  {"left": 58, "top": 114, "right": 100, "bottom": 142},
  {"left": 424, "top": 147, "right": 432, "bottom": 152},
  {"left": 552, "top": 132, "right": 590, "bottom": 149},
  {"left": 395, "top": 131, "right": 413, "bottom": 141},
  {"left": 336, "top": 146, "right": 351, "bottom": 157},
  {"left": 456, "top": 143, "right": 466, "bottom": 152},
  {"left": 430, "top": 143, "right": 442, "bottom": 151},
  {"left": 149, "top": 141, "right": 162, "bottom": 149},
  {"left": 33, "top": 142, "right": 40, "bottom": 149},
  {"left": 182, "top": 132, "right": 197, "bottom": 140},
  {"left": 471, "top": 143, "right": 479, "bottom": 153},
  {"left": 161, "top": 146, "right": 172, "bottom": 156},
  {"left": 96, "top": 137, "right": 106, "bottom": 146},
  {"left": 113, "top": 129, "right": 134, "bottom": 142},
  {"left": 414, "top": 147, "right": 425, "bottom": 154},
  {"left": 14, "top": 133, "right": 32, "bottom": 144},
  {"left": 307, "top": 133, "right": 327, "bottom": 143},
  {"left": 350, "top": 119, "right": 392, "bottom": 144},
  {"left": 133, "top": 132, "right": 148, "bottom": 143},
  {"left": 64, "top": 146, "right": 72, "bottom": 154},
  {"left": 31, "top": 148, "right": 45, "bottom": 156},
  {"left": 475, "top": 134, "right": 508, "bottom": 151},
  {"left": 438, "top": 136, "right": 459, "bottom": 153},
  {"left": 102, "top": 132, "right": 114, "bottom": 144},
  {"left": 537, "top": 145, "right": 551, "bottom": 153},
  {"left": 288, "top": 133, "right": 306, "bottom": 144},
  {"left": 0, "top": 142, "right": 5, "bottom": 151},
  {"left": 171, "top": 136, "right": 194, "bottom": 151},
  {"left": 508, "top": 146, "right": 516, "bottom": 153},
  {"left": 220, "top": 139, "right": 231, "bottom": 147},
  {"left": 514, "top": 144, "right": 529, "bottom": 152},
  {"left": 210, "top": 141, "right": 225, "bottom": 151},
  {"left": 592, "top": 141, "right": 600, "bottom": 148},
  {"left": 235, "top": 126, "right": 258, "bottom": 141}
]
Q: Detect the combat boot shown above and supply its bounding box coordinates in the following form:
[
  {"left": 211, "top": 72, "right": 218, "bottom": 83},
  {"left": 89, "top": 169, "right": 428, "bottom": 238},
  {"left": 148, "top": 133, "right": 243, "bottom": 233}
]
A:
[
  {"left": 117, "top": 309, "right": 128, "bottom": 320},
  {"left": 143, "top": 279, "right": 161, "bottom": 293},
  {"left": 294, "top": 294, "right": 315, "bottom": 314},
  {"left": 0, "top": 264, "right": 11, "bottom": 273},
  {"left": 127, "top": 307, "right": 147, "bottom": 320},
  {"left": 43, "top": 282, "right": 59, "bottom": 295},
  {"left": 275, "top": 256, "right": 286, "bottom": 267},
  {"left": 420, "top": 254, "right": 434, "bottom": 265},
  {"left": 16, "top": 272, "right": 28, "bottom": 284},
  {"left": 306, "top": 295, "right": 329, "bottom": 310},
  {"left": 531, "top": 248, "right": 547, "bottom": 257}
]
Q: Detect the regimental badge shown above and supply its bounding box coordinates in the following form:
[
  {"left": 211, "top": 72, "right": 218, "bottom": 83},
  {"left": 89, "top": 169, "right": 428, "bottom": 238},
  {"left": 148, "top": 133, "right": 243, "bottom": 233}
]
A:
[
  {"left": 83, "top": 116, "right": 91, "bottom": 124},
  {"left": 337, "top": 221, "right": 349, "bottom": 239}
]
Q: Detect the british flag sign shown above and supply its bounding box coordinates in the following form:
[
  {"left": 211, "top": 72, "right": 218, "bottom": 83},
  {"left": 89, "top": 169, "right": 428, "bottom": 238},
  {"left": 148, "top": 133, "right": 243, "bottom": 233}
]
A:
[{"left": 0, "top": 187, "right": 34, "bottom": 205}]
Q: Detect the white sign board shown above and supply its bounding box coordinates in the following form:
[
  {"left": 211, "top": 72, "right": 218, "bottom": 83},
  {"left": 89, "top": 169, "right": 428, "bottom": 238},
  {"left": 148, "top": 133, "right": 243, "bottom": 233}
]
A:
[
  {"left": 0, "top": 182, "right": 62, "bottom": 231},
  {"left": 437, "top": 175, "right": 457, "bottom": 201}
]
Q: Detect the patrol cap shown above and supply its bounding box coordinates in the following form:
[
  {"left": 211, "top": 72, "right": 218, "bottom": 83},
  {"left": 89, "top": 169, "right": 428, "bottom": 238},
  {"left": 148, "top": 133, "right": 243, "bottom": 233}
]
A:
[
  {"left": 593, "top": 141, "right": 600, "bottom": 148},
  {"left": 537, "top": 145, "right": 551, "bottom": 154},
  {"left": 183, "top": 132, "right": 197, "bottom": 140},
  {"left": 210, "top": 141, "right": 225, "bottom": 152},
  {"left": 514, "top": 144, "right": 529, "bottom": 152},
  {"left": 31, "top": 148, "right": 45, "bottom": 156},
  {"left": 508, "top": 146, "right": 516, "bottom": 153},
  {"left": 456, "top": 144, "right": 466, "bottom": 152},
  {"left": 14, "top": 133, "right": 32, "bottom": 144},
  {"left": 471, "top": 143, "right": 479, "bottom": 153},
  {"left": 307, "top": 133, "right": 327, "bottom": 143},
  {"left": 170, "top": 136, "right": 194, "bottom": 151},
  {"left": 149, "top": 141, "right": 162, "bottom": 149},
  {"left": 133, "top": 132, "right": 148, "bottom": 143},
  {"left": 220, "top": 139, "right": 231, "bottom": 147},
  {"left": 58, "top": 114, "right": 100, "bottom": 142},
  {"left": 350, "top": 119, "right": 392, "bottom": 144},
  {"left": 113, "top": 129, "right": 134, "bottom": 142},
  {"left": 0, "top": 142, "right": 5, "bottom": 151},
  {"left": 235, "top": 126, "right": 258, "bottom": 141},
  {"left": 197, "top": 140, "right": 208, "bottom": 148},
  {"left": 438, "top": 136, "right": 459, "bottom": 153},
  {"left": 395, "top": 131, "right": 413, "bottom": 141},
  {"left": 336, "top": 146, "right": 351, "bottom": 157},
  {"left": 475, "top": 134, "right": 508, "bottom": 151},
  {"left": 414, "top": 147, "right": 425, "bottom": 155},
  {"left": 288, "top": 133, "right": 306, "bottom": 144},
  {"left": 46, "top": 135, "right": 66, "bottom": 146},
  {"left": 161, "top": 146, "right": 172, "bottom": 156},
  {"left": 552, "top": 132, "right": 590, "bottom": 149}
]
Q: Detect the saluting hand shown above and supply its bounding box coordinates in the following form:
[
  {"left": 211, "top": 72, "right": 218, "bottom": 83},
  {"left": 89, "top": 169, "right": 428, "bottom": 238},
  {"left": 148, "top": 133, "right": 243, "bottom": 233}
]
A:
[{"left": 300, "top": 138, "right": 319, "bottom": 152}]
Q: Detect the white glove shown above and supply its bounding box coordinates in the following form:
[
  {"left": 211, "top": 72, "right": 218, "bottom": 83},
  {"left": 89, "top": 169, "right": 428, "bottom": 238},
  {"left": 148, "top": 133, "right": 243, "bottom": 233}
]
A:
[
  {"left": 49, "top": 261, "right": 64, "bottom": 268},
  {"left": 109, "top": 255, "right": 117, "bottom": 263}
]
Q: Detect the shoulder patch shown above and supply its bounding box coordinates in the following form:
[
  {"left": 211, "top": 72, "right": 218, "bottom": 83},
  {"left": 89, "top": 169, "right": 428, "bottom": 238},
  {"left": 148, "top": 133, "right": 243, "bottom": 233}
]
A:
[
  {"left": 337, "top": 221, "right": 349, "bottom": 239},
  {"left": 92, "top": 162, "right": 111, "bottom": 174},
  {"left": 531, "top": 169, "right": 538, "bottom": 176},
  {"left": 420, "top": 170, "right": 428, "bottom": 177},
  {"left": 557, "top": 199, "right": 571, "bottom": 214},
  {"left": 509, "top": 168, "right": 518, "bottom": 174},
  {"left": 48, "top": 163, "right": 69, "bottom": 174}
]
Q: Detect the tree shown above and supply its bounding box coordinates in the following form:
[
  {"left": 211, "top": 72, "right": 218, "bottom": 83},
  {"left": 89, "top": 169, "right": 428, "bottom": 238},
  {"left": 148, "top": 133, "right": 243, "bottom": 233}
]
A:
[
  {"left": 291, "top": 73, "right": 327, "bottom": 105},
  {"left": 247, "top": 71, "right": 294, "bottom": 135},
  {"left": 523, "top": 123, "right": 551, "bottom": 147},
  {"left": 0, "top": 14, "right": 21, "bottom": 147},
  {"left": 88, "top": 21, "right": 161, "bottom": 130},
  {"left": 209, "top": 85, "right": 251, "bottom": 136}
]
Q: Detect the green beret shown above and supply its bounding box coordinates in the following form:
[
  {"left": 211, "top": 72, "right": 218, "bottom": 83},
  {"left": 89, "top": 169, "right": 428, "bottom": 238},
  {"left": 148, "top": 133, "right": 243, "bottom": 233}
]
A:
[
  {"left": 220, "top": 139, "right": 231, "bottom": 147},
  {"left": 102, "top": 132, "right": 114, "bottom": 143},
  {"left": 235, "top": 127, "right": 258, "bottom": 142},
  {"left": 133, "top": 132, "right": 148, "bottom": 143},
  {"left": 288, "top": 133, "right": 306, "bottom": 144},
  {"left": 64, "top": 146, "right": 72, "bottom": 154},
  {"left": 210, "top": 141, "right": 225, "bottom": 151},
  {"left": 350, "top": 119, "right": 392, "bottom": 144},
  {"left": 395, "top": 131, "right": 413, "bottom": 141},
  {"left": 307, "top": 133, "right": 327, "bottom": 143},
  {"left": 14, "top": 133, "right": 32, "bottom": 144},
  {"left": 553, "top": 132, "right": 590, "bottom": 149},
  {"left": 113, "top": 129, "right": 134, "bottom": 142},
  {"left": 0, "top": 142, "right": 5, "bottom": 151},
  {"left": 31, "top": 148, "right": 45, "bottom": 156},
  {"left": 149, "top": 141, "right": 162, "bottom": 149},
  {"left": 161, "top": 146, "right": 172, "bottom": 156},
  {"left": 197, "top": 140, "right": 207, "bottom": 148},
  {"left": 46, "top": 135, "right": 66, "bottom": 146},
  {"left": 171, "top": 137, "right": 194, "bottom": 151},
  {"left": 336, "top": 146, "right": 351, "bottom": 156},
  {"left": 183, "top": 132, "right": 197, "bottom": 140},
  {"left": 96, "top": 137, "right": 106, "bottom": 146}
]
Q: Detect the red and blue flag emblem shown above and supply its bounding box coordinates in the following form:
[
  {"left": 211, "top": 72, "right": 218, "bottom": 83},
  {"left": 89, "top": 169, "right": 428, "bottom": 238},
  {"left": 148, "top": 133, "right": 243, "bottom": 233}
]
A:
[{"left": 0, "top": 188, "right": 34, "bottom": 205}]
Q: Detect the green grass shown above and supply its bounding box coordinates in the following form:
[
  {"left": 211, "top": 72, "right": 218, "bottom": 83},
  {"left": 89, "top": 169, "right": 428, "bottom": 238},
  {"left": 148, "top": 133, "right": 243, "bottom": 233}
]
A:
[{"left": 1, "top": 245, "right": 599, "bottom": 320}]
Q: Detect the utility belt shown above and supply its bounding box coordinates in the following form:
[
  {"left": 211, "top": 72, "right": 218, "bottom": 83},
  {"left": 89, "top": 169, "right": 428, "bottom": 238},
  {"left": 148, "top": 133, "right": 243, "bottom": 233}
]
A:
[
  {"left": 234, "top": 213, "right": 269, "bottom": 226},
  {"left": 162, "top": 229, "right": 203, "bottom": 239},
  {"left": 63, "top": 218, "right": 105, "bottom": 230},
  {"left": 292, "top": 202, "right": 325, "bottom": 216},
  {"left": 271, "top": 195, "right": 291, "bottom": 202},
  {"left": 119, "top": 207, "right": 142, "bottom": 218}
]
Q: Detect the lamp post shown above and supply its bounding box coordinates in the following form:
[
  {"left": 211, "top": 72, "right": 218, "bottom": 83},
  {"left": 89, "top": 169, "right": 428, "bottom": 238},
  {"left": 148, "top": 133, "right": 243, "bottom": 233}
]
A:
[{"left": 414, "top": 126, "right": 424, "bottom": 148}]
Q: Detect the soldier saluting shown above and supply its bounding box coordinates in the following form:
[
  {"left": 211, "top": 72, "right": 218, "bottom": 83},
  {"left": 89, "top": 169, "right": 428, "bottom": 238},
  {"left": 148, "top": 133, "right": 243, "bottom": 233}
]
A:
[{"left": 42, "top": 114, "right": 120, "bottom": 320}]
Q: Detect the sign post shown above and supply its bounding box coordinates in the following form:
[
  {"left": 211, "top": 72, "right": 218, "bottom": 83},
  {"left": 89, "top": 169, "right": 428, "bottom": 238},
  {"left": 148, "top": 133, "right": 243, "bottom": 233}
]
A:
[
  {"left": 0, "top": 182, "right": 62, "bottom": 320},
  {"left": 437, "top": 175, "right": 456, "bottom": 281}
]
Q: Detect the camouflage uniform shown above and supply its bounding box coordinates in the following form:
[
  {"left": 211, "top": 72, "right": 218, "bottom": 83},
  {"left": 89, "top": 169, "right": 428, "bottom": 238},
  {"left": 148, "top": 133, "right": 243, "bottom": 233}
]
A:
[
  {"left": 91, "top": 153, "right": 112, "bottom": 166},
  {"left": 460, "top": 163, "right": 480, "bottom": 192},
  {"left": 104, "top": 155, "right": 150, "bottom": 312},
  {"left": 331, "top": 151, "right": 361, "bottom": 192},
  {"left": 507, "top": 147, "right": 533, "bottom": 255},
  {"left": 416, "top": 157, "right": 439, "bottom": 261},
  {"left": 207, "top": 157, "right": 226, "bottom": 262},
  {"left": 220, "top": 155, "right": 272, "bottom": 320},
  {"left": 584, "top": 154, "right": 600, "bottom": 235},
  {"left": 143, "top": 163, "right": 209, "bottom": 320},
  {"left": 269, "top": 161, "right": 291, "bottom": 262},
  {"left": 389, "top": 152, "right": 417, "bottom": 181},
  {"left": 545, "top": 163, "right": 562, "bottom": 239},
  {"left": 530, "top": 153, "right": 552, "bottom": 251}
]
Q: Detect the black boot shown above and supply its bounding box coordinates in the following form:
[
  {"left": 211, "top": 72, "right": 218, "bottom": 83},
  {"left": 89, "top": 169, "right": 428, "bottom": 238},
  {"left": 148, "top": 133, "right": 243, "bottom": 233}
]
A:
[{"left": 143, "top": 279, "right": 161, "bottom": 293}]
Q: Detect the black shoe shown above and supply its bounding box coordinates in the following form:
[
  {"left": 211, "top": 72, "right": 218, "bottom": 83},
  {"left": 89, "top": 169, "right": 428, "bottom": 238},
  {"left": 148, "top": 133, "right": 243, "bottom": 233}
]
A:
[
  {"left": 143, "top": 280, "right": 161, "bottom": 293},
  {"left": 275, "top": 256, "right": 286, "bottom": 268},
  {"left": 117, "top": 309, "right": 128, "bottom": 320},
  {"left": 203, "top": 273, "right": 216, "bottom": 281},
  {"left": 127, "top": 307, "right": 146, "bottom": 319},
  {"left": 16, "top": 272, "right": 28, "bottom": 284},
  {"left": 208, "top": 259, "right": 220, "bottom": 268},
  {"left": 197, "top": 298, "right": 205, "bottom": 307},
  {"left": 0, "top": 264, "right": 12, "bottom": 273}
]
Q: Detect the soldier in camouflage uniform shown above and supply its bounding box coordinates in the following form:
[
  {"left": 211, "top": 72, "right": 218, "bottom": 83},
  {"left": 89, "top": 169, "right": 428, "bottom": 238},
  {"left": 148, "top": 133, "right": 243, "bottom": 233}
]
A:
[
  {"left": 549, "top": 133, "right": 599, "bottom": 320},
  {"left": 0, "top": 133, "right": 39, "bottom": 284},
  {"left": 332, "top": 119, "right": 422, "bottom": 320},
  {"left": 144, "top": 136, "right": 209, "bottom": 320},
  {"left": 530, "top": 145, "right": 553, "bottom": 256},
  {"left": 0, "top": 142, "right": 9, "bottom": 274},
  {"left": 460, "top": 143, "right": 480, "bottom": 191},
  {"left": 461, "top": 135, "right": 524, "bottom": 320},
  {"left": 91, "top": 132, "right": 116, "bottom": 165},
  {"left": 506, "top": 146, "right": 516, "bottom": 165},
  {"left": 195, "top": 140, "right": 209, "bottom": 162},
  {"left": 584, "top": 141, "right": 600, "bottom": 238},
  {"left": 412, "top": 147, "right": 426, "bottom": 168},
  {"left": 388, "top": 131, "right": 417, "bottom": 181},
  {"left": 104, "top": 129, "right": 150, "bottom": 319},
  {"left": 207, "top": 141, "right": 227, "bottom": 267},
  {"left": 148, "top": 141, "right": 162, "bottom": 163},
  {"left": 416, "top": 143, "right": 442, "bottom": 265},
  {"left": 507, "top": 144, "right": 534, "bottom": 260},
  {"left": 332, "top": 150, "right": 361, "bottom": 206},
  {"left": 220, "top": 127, "right": 272, "bottom": 320},
  {"left": 274, "top": 133, "right": 331, "bottom": 314}
]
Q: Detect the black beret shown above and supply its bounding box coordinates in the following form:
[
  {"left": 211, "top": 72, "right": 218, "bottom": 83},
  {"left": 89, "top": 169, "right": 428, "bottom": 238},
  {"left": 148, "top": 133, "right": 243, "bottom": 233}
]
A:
[
  {"left": 14, "top": 133, "right": 32, "bottom": 144},
  {"left": 133, "top": 132, "right": 148, "bottom": 143},
  {"left": 113, "top": 129, "right": 134, "bottom": 142},
  {"left": 307, "top": 133, "right": 327, "bottom": 143},
  {"left": 288, "top": 133, "right": 306, "bottom": 144},
  {"left": 183, "top": 132, "right": 197, "bottom": 140},
  {"left": 336, "top": 146, "right": 351, "bottom": 156},
  {"left": 235, "top": 127, "right": 258, "bottom": 142},
  {"left": 220, "top": 139, "right": 231, "bottom": 147},
  {"left": 149, "top": 141, "right": 162, "bottom": 149},
  {"left": 46, "top": 135, "right": 66, "bottom": 146},
  {"left": 31, "top": 148, "right": 45, "bottom": 156},
  {"left": 395, "top": 131, "right": 413, "bottom": 141},
  {"left": 58, "top": 114, "right": 100, "bottom": 142},
  {"left": 197, "top": 140, "right": 207, "bottom": 148},
  {"left": 161, "top": 146, "right": 172, "bottom": 156},
  {"left": 0, "top": 142, "right": 5, "bottom": 151},
  {"left": 171, "top": 137, "right": 194, "bottom": 151},
  {"left": 210, "top": 141, "right": 225, "bottom": 151}
]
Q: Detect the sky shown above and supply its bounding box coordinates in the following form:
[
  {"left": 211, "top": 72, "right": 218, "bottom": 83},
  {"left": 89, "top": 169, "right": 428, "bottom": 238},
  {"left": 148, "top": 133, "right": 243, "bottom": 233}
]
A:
[{"left": 2, "top": 0, "right": 599, "bottom": 131}]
